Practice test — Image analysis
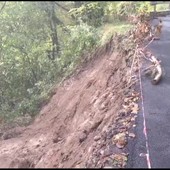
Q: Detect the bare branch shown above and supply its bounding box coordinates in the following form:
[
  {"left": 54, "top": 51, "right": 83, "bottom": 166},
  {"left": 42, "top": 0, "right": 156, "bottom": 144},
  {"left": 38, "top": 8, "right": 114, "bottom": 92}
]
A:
[
  {"left": 54, "top": 2, "right": 69, "bottom": 12},
  {"left": 0, "top": 1, "right": 6, "bottom": 13}
]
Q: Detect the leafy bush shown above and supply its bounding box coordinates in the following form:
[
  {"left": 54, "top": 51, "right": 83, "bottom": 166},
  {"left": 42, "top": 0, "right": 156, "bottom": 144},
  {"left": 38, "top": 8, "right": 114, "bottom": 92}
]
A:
[
  {"left": 116, "top": 2, "right": 136, "bottom": 19},
  {"left": 69, "top": 2, "right": 105, "bottom": 27},
  {"left": 0, "top": 1, "right": 100, "bottom": 123},
  {"left": 136, "top": 1, "right": 153, "bottom": 15},
  {"left": 59, "top": 21, "right": 100, "bottom": 73},
  {"left": 104, "top": 1, "right": 153, "bottom": 22}
]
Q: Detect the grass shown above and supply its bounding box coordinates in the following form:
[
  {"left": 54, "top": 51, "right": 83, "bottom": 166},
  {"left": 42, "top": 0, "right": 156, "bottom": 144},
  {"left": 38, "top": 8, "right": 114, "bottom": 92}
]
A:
[
  {"left": 156, "top": 4, "right": 170, "bottom": 11},
  {"left": 99, "top": 21, "right": 133, "bottom": 45}
]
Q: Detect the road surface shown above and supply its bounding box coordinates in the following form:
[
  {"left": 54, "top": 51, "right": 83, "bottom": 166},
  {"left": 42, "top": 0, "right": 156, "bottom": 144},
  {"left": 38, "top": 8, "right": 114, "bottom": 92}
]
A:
[{"left": 127, "top": 15, "right": 170, "bottom": 168}]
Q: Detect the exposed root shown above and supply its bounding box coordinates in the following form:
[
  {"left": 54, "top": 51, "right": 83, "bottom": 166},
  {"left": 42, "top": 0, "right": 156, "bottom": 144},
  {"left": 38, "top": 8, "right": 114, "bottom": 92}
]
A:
[
  {"left": 142, "top": 52, "right": 163, "bottom": 85},
  {"left": 149, "top": 55, "right": 162, "bottom": 84}
]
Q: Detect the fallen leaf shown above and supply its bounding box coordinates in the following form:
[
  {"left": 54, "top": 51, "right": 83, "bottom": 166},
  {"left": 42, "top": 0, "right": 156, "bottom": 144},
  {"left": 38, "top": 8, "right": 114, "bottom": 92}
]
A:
[
  {"left": 114, "top": 133, "right": 126, "bottom": 140},
  {"left": 129, "top": 133, "right": 136, "bottom": 138},
  {"left": 122, "top": 104, "right": 129, "bottom": 109},
  {"left": 131, "top": 117, "right": 136, "bottom": 122},
  {"left": 124, "top": 98, "right": 129, "bottom": 103},
  {"left": 122, "top": 122, "right": 131, "bottom": 128},
  {"left": 133, "top": 97, "right": 139, "bottom": 102},
  {"left": 132, "top": 92, "right": 140, "bottom": 97},
  {"left": 122, "top": 105, "right": 131, "bottom": 113},
  {"left": 111, "top": 154, "right": 128, "bottom": 165},
  {"left": 131, "top": 103, "right": 139, "bottom": 114},
  {"left": 121, "top": 152, "right": 129, "bottom": 156}
]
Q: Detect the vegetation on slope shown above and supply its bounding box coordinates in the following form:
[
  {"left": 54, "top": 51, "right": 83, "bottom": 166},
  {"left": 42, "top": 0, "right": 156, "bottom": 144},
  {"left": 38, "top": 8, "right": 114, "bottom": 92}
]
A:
[{"left": 0, "top": 1, "right": 155, "bottom": 125}]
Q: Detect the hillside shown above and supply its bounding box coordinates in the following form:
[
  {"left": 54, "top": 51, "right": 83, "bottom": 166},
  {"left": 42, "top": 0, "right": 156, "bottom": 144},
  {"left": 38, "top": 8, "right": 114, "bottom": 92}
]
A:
[{"left": 0, "top": 34, "right": 139, "bottom": 168}]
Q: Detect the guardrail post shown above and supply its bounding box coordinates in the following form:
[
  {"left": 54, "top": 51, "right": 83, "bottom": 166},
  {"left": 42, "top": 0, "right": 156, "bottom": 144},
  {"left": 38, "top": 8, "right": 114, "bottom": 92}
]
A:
[{"left": 155, "top": 5, "right": 157, "bottom": 12}]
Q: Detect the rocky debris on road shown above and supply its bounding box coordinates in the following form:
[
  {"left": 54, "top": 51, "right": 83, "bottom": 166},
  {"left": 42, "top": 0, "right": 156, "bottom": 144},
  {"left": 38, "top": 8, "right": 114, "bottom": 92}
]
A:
[
  {"left": 85, "top": 88, "right": 140, "bottom": 168},
  {"left": 84, "top": 20, "right": 148, "bottom": 167}
]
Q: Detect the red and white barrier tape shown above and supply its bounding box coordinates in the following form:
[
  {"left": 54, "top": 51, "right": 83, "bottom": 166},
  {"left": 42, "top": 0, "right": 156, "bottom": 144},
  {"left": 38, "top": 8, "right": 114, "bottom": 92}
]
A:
[{"left": 137, "top": 52, "right": 152, "bottom": 168}]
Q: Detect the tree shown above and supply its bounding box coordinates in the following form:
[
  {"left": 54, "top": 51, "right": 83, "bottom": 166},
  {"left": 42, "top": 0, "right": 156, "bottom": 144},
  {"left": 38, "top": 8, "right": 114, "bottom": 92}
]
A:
[{"left": 36, "top": 1, "right": 61, "bottom": 60}]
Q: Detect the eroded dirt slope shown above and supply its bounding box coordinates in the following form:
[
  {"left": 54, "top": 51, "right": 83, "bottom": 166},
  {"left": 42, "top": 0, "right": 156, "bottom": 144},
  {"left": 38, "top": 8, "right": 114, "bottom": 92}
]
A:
[{"left": 0, "top": 37, "right": 132, "bottom": 168}]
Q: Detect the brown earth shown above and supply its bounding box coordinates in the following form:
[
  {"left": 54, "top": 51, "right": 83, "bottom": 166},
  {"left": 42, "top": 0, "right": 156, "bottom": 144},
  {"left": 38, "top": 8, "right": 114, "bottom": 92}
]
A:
[{"left": 0, "top": 37, "right": 135, "bottom": 168}]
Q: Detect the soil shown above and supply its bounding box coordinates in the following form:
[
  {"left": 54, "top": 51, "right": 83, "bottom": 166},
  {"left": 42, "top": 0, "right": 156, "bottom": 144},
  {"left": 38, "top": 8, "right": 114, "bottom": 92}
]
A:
[{"left": 0, "top": 36, "right": 135, "bottom": 168}]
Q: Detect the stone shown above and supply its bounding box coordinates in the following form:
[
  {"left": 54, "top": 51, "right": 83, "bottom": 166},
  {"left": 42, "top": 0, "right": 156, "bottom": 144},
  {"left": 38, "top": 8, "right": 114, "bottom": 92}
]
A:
[
  {"left": 79, "top": 132, "right": 87, "bottom": 143},
  {"left": 94, "top": 135, "right": 101, "bottom": 141},
  {"left": 129, "top": 133, "right": 135, "bottom": 138},
  {"left": 114, "top": 133, "right": 127, "bottom": 149}
]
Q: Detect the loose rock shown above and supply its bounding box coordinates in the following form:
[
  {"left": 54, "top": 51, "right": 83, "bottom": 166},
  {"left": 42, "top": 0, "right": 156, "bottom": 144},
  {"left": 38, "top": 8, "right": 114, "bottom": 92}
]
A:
[
  {"left": 113, "top": 133, "right": 127, "bottom": 149},
  {"left": 94, "top": 135, "right": 101, "bottom": 141},
  {"left": 129, "top": 133, "right": 135, "bottom": 138},
  {"left": 79, "top": 132, "right": 87, "bottom": 143}
]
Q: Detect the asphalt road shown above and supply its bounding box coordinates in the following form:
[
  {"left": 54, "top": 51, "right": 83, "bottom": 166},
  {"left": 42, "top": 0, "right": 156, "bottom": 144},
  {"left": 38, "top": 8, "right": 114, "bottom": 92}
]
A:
[{"left": 127, "top": 16, "right": 170, "bottom": 168}]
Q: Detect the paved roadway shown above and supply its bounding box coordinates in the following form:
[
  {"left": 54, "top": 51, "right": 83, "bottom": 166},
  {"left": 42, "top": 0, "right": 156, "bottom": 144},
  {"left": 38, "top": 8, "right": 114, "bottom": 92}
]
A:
[{"left": 127, "top": 16, "right": 170, "bottom": 168}]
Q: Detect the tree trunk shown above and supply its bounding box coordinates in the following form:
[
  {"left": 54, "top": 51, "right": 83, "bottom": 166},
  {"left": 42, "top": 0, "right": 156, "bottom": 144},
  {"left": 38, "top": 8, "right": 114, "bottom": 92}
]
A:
[{"left": 46, "top": 1, "right": 60, "bottom": 60}]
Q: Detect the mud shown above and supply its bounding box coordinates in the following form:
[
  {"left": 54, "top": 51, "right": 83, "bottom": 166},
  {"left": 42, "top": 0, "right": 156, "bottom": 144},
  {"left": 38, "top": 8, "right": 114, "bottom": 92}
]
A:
[{"left": 0, "top": 36, "right": 135, "bottom": 168}]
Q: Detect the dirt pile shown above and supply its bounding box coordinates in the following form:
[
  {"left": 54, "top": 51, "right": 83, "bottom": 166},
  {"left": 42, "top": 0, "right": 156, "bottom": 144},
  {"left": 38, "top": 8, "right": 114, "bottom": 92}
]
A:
[{"left": 0, "top": 34, "right": 137, "bottom": 168}]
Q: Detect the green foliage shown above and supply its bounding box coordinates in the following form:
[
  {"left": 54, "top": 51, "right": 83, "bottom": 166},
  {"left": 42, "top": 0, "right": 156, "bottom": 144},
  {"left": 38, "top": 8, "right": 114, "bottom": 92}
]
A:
[
  {"left": 104, "top": 2, "right": 135, "bottom": 20},
  {"left": 69, "top": 2, "right": 105, "bottom": 27},
  {"left": 116, "top": 2, "right": 136, "bottom": 18},
  {"left": 136, "top": 1, "right": 153, "bottom": 15},
  {"left": 59, "top": 21, "right": 100, "bottom": 74},
  {"left": 0, "top": 2, "right": 100, "bottom": 123},
  {"left": 156, "top": 4, "right": 169, "bottom": 11},
  {"left": 0, "top": 2, "right": 51, "bottom": 121},
  {"left": 104, "top": 1, "right": 153, "bottom": 22}
]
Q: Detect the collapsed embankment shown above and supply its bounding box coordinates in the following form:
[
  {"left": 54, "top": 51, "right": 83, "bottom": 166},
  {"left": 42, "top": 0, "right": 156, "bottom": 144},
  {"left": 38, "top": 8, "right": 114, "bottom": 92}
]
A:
[{"left": 0, "top": 32, "right": 140, "bottom": 168}]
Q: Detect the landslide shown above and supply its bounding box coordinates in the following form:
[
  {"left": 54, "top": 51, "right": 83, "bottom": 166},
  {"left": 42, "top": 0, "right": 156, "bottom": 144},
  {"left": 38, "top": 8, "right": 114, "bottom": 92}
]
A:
[{"left": 0, "top": 34, "right": 137, "bottom": 168}]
